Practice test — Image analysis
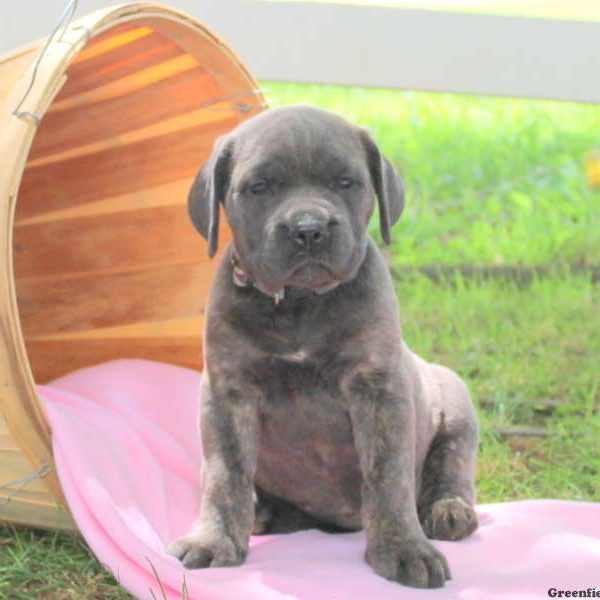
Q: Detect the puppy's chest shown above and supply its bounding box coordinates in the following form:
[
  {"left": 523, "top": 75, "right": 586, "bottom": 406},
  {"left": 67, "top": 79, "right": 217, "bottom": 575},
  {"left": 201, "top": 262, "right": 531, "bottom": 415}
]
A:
[
  {"left": 236, "top": 298, "right": 343, "bottom": 359},
  {"left": 259, "top": 357, "right": 342, "bottom": 409},
  {"left": 255, "top": 360, "right": 362, "bottom": 522}
]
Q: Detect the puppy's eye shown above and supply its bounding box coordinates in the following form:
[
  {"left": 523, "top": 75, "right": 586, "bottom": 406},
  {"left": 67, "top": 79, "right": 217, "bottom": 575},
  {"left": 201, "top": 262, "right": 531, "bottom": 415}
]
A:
[
  {"left": 249, "top": 180, "right": 269, "bottom": 195},
  {"left": 336, "top": 176, "right": 355, "bottom": 190}
]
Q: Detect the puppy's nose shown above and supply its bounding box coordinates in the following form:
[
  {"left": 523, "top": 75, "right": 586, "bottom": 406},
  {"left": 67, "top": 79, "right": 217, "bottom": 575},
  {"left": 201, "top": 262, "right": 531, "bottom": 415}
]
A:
[{"left": 290, "top": 214, "right": 329, "bottom": 248}]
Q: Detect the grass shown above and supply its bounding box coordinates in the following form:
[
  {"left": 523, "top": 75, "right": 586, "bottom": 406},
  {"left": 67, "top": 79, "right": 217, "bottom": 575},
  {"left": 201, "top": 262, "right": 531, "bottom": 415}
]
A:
[
  {"left": 266, "top": 83, "right": 600, "bottom": 267},
  {"left": 0, "top": 526, "right": 129, "bottom": 599},
  {"left": 398, "top": 272, "right": 600, "bottom": 502},
  {"left": 2, "top": 82, "right": 599, "bottom": 597}
]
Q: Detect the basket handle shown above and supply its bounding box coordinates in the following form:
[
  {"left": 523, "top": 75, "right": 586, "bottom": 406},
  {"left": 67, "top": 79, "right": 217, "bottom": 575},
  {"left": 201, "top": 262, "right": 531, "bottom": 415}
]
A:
[{"left": 12, "top": 0, "right": 78, "bottom": 124}]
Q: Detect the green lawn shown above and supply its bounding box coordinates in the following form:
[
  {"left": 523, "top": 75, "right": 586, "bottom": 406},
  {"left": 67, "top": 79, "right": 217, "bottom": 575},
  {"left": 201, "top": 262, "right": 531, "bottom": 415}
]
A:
[
  {"left": 2, "top": 83, "right": 598, "bottom": 598},
  {"left": 267, "top": 83, "right": 600, "bottom": 266}
]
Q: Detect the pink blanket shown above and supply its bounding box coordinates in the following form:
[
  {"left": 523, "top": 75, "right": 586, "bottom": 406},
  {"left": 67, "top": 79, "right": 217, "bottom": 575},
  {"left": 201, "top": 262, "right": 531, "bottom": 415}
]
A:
[{"left": 38, "top": 359, "right": 600, "bottom": 599}]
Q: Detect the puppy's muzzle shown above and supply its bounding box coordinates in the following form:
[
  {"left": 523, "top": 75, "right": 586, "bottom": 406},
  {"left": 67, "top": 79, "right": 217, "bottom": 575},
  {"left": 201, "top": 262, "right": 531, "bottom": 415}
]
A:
[{"left": 281, "top": 209, "right": 338, "bottom": 252}]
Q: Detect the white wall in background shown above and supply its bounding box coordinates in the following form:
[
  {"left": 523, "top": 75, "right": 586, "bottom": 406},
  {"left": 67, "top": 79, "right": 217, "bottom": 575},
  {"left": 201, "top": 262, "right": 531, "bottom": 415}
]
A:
[{"left": 1, "top": 0, "right": 599, "bottom": 102}]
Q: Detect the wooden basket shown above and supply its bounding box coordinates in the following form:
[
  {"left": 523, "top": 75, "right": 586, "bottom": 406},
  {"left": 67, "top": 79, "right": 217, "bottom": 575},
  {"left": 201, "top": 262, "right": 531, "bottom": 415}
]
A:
[{"left": 0, "top": 2, "right": 264, "bottom": 530}]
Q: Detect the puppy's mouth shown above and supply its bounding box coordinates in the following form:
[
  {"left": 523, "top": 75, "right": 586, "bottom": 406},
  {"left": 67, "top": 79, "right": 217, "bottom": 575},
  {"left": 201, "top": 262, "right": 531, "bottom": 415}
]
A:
[{"left": 285, "top": 259, "right": 339, "bottom": 289}]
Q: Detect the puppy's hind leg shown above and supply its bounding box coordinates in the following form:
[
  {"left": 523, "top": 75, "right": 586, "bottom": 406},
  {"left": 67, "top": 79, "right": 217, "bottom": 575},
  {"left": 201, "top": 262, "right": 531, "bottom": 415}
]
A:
[
  {"left": 253, "top": 487, "right": 347, "bottom": 535},
  {"left": 418, "top": 366, "right": 479, "bottom": 542}
]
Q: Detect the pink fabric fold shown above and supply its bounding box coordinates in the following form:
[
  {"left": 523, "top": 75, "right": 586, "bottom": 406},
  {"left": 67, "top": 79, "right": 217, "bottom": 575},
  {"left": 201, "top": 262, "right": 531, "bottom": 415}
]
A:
[{"left": 37, "top": 359, "right": 600, "bottom": 599}]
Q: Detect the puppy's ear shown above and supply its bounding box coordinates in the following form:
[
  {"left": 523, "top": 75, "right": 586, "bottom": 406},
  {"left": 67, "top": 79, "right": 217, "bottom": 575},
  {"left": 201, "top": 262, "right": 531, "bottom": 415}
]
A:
[
  {"left": 360, "top": 129, "right": 405, "bottom": 245},
  {"left": 188, "top": 135, "right": 233, "bottom": 258}
]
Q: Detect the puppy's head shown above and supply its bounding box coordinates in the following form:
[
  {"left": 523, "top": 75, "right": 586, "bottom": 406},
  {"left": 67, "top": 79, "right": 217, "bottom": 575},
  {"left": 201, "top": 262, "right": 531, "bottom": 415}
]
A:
[{"left": 189, "top": 105, "right": 404, "bottom": 294}]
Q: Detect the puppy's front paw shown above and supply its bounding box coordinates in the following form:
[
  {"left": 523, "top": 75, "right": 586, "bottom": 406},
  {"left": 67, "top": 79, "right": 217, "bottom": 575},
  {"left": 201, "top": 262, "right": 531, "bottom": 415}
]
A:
[
  {"left": 423, "top": 496, "right": 478, "bottom": 541},
  {"left": 367, "top": 537, "right": 451, "bottom": 588},
  {"left": 166, "top": 532, "right": 244, "bottom": 569}
]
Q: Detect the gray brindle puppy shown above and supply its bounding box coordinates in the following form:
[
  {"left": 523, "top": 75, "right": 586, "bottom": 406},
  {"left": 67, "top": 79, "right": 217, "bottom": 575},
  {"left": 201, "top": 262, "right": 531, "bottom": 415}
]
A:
[{"left": 167, "top": 105, "right": 479, "bottom": 588}]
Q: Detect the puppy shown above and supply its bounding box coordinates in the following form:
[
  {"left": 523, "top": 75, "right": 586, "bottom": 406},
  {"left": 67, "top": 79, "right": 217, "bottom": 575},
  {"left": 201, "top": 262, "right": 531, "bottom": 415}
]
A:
[{"left": 167, "top": 105, "right": 479, "bottom": 588}]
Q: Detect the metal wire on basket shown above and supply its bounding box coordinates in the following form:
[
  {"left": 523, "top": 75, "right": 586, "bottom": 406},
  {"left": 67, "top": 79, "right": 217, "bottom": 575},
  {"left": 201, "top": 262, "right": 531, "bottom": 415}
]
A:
[
  {"left": 0, "top": 464, "right": 52, "bottom": 506},
  {"left": 202, "top": 88, "right": 268, "bottom": 113},
  {"left": 12, "top": 0, "right": 79, "bottom": 124},
  {"left": 11, "top": 0, "right": 267, "bottom": 124}
]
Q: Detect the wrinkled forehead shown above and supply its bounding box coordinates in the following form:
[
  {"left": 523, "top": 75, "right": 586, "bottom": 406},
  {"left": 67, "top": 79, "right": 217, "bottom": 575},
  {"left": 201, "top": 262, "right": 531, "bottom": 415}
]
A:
[{"left": 230, "top": 111, "right": 368, "bottom": 183}]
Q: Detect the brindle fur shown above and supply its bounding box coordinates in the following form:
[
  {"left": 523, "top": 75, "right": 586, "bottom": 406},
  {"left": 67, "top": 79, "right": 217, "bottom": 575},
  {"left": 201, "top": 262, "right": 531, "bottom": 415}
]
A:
[{"left": 167, "top": 106, "right": 479, "bottom": 588}]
